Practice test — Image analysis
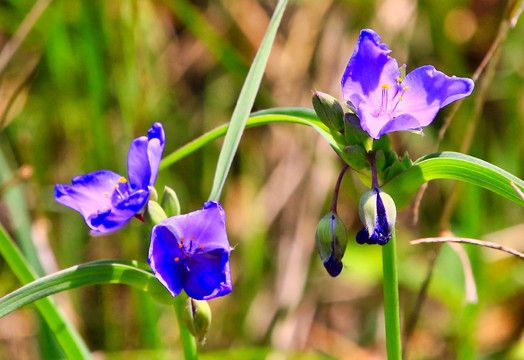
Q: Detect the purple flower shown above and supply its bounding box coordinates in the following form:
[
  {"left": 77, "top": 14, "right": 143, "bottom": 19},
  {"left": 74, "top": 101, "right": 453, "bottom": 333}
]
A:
[
  {"left": 148, "top": 201, "right": 232, "bottom": 300},
  {"left": 55, "top": 123, "right": 165, "bottom": 235},
  {"left": 341, "top": 29, "right": 474, "bottom": 139}
]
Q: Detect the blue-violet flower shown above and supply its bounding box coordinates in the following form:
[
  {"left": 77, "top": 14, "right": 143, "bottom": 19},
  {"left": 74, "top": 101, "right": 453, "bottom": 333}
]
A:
[
  {"left": 356, "top": 188, "right": 397, "bottom": 245},
  {"left": 341, "top": 29, "right": 474, "bottom": 139},
  {"left": 55, "top": 122, "right": 165, "bottom": 235},
  {"left": 148, "top": 201, "right": 232, "bottom": 300}
]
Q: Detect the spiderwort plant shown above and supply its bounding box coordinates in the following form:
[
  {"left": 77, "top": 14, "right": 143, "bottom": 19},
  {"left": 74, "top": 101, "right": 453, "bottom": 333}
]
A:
[
  {"left": 148, "top": 201, "right": 232, "bottom": 300},
  {"left": 341, "top": 29, "right": 474, "bottom": 139},
  {"left": 55, "top": 123, "right": 165, "bottom": 234}
]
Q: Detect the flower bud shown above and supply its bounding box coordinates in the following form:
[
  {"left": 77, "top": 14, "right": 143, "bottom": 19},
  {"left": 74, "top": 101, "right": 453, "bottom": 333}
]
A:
[
  {"left": 182, "top": 298, "right": 212, "bottom": 344},
  {"left": 341, "top": 144, "right": 367, "bottom": 170},
  {"left": 315, "top": 212, "right": 348, "bottom": 277},
  {"left": 161, "top": 185, "right": 181, "bottom": 217},
  {"left": 149, "top": 186, "right": 159, "bottom": 202},
  {"left": 344, "top": 113, "right": 369, "bottom": 145},
  {"left": 312, "top": 91, "right": 345, "bottom": 131},
  {"left": 357, "top": 188, "right": 396, "bottom": 245},
  {"left": 145, "top": 200, "right": 167, "bottom": 226}
]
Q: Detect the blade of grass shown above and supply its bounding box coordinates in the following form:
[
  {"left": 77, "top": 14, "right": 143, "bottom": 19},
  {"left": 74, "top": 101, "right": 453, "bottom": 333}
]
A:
[
  {"left": 0, "top": 223, "right": 92, "bottom": 359},
  {"left": 207, "top": 0, "right": 288, "bottom": 201}
]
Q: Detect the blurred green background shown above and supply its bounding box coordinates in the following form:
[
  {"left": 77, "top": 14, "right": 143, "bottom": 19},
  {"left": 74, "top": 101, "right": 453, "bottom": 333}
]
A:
[{"left": 0, "top": 0, "right": 523, "bottom": 359}]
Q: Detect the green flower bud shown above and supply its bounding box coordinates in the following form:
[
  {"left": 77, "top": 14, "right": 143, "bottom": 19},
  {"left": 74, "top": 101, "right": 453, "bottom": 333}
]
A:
[
  {"left": 145, "top": 200, "right": 167, "bottom": 226},
  {"left": 182, "top": 298, "right": 212, "bottom": 344},
  {"left": 341, "top": 144, "right": 368, "bottom": 170},
  {"left": 149, "top": 186, "right": 159, "bottom": 202},
  {"left": 344, "top": 113, "right": 369, "bottom": 145},
  {"left": 356, "top": 188, "right": 396, "bottom": 245},
  {"left": 161, "top": 185, "right": 181, "bottom": 217},
  {"left": 312, "top": 91, "right": 345, "bottom": 131},
  {"left": 315, "top": 212, "right": 348, "bottom": 277}
]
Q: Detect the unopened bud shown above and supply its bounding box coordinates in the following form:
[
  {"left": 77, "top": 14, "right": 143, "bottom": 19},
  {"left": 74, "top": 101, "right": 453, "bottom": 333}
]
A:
[
  {"left": 182, "top": 298, "right": 212, "bottom": 344},
  {"left": 315, "top": 212, "right": 348, "bottom": 277},
  {"left": 357, "top": 188, "right": 396, "bottom": 245},
  {"left": 161, "top": 186, "right": 181, "bottom": 217},
  {"left": 341, "top": 144, "right": 367, "bottom": 170},
  {"left": 312, "top": 92, "right": 345, "bottom": 131},
  {"left": 344, "top": 113, "right": 369, "bottom": 145},
  {"left": 149, "top": 186, "right": 159, "bottom": 202},
  {"left": 145, "top": 200, "right": 167, "bottom": 226}
]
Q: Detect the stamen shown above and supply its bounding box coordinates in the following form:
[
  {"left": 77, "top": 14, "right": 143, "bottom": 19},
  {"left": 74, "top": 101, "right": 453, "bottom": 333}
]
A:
[
  {"left": 396, "top": 78, "right": 402, "bottom": 83},
  {"left": 199, "top": 246, "right": 203, "bottom": 249},
  {"left": 179, "top": 243, "right": 183, "bottom": 248},
  {"left": 118, "top": 177, "right": 127, "bottom": 183},
  {"left": 399, "top": 96, "right": 403, "bottom": 101},
  {"left": 190, "top": 236, "right": 194, "bottom": 241},
  {"left": 103, "top": 192, "right": 108, "bottom": 196},
  {"left": 403, "top": 86, "right": 408, "bottom": 91},
  {"left": 381, "top": 83, "right": 390, "bottom": 89},
  {"left": 174, "top": 257, "right": 179, "bottom": 262},
  {"left": 181, "top": 237, "right": 184, "bottom": 242}
]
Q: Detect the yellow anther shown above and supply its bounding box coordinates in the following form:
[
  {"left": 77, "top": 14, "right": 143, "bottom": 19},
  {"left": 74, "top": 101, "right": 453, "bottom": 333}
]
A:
[
  {"left": 381, "top": 83, "right": 390, "bottom": 89},
  {"left": 199, "top": 246, "right": 204, "bottom": 249},
  {"left": 174, "top": 257, "right": 179, "bottom": 262},
  {"left": 181, "top": 237, "right": 184, "bottom": 242},
  {"left": 103, "top": 192, "right": 108, "bottom": 196},
  {"left": 118, "top": 177, "right": 127, "bottom": 183},
  {"left": 190, "top": 236, "right": 194, "bottom": 241},
  {"left": 114, "top": 185, "right": 119, "bottom": 189},
  {"left": 399, "top": 96, "right": 403, "bottom": 101},
  {"left": 403, "top": 86, "right": 408, "bottom": 91},
  {"left": 396, "top": 78, "right": 402, "bottom": 83},
  {"left": 179, "top": 243, "right": 183, "bottom": 248}
]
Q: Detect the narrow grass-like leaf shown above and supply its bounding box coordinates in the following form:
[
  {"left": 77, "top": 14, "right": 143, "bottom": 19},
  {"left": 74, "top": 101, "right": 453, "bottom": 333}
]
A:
[
  {"left": 159, "top": 108, "right": 335, "bottom": 170},
  {"left": 208, "top": 0, "right": 288, "bottom": 201},
  {"left": 383, "top": 151, "right": 524, "bottom": 209},
  {"left": 0, "top": 224, "right": 92, "bottom": 359},
  {"left": 0, "top": 258, "right": 172, "bottom": 319}
]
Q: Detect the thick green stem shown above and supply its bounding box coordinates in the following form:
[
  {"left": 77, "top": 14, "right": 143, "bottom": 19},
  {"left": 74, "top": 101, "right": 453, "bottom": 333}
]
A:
[
  {"left": 382, "top": 230, "right": 402, "bottom": 359},
  {"left": 174, "top": 293, "right": 198, "bottom": 360}
]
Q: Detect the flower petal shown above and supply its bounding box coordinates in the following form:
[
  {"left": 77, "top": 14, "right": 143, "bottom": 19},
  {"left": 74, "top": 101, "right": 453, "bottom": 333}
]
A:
[
  {"left": 395, "top": 65, "right": 474, "bottom": 127},
  {"left": 89, "top": 189, "right": 149, "bottom": 235},
  {"left": 148, "top": 225, "right": 185, "bottom": 296},
  {"left": 147, "top": 122, "right": 165, "bottom": 187},
  {"left": 341, "top": 29, "right": 400, "bottom": 104},
  {"left": 55, "top": 170, "right": 122, "bottom": 225},
  {"left": 127, "top": 122, "right": 165, "bottom": 191},
  {"left": 183, "top": 249, "right": 232, "bottom": 300},
  {"left": 159, "top": 201, "right": 230, "bottom": 254}
]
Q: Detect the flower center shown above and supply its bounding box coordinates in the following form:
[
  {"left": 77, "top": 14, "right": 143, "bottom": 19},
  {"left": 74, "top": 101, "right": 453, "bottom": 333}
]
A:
[
  {"left": 174, "top": 236, "right": 204, "bottom": 271},
  {"left": 375, "top": 78, "right": 408, "bottom": 117}
]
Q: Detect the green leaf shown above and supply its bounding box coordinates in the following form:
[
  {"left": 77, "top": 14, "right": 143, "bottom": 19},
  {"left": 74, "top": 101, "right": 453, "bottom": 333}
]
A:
[
  {"left": 382, "top": 151, "right": 524, "bottom": 209},
  {"left": 0, "top": 259, "right": 173, "bottom": 319},
  {"left": 208, "top": 0, "right": 288, "bottom": 201},
  {"left": 159, "top": 107, "right": 338, "bottom": 170},
  {"left": 0, "top": 224, "right": 92, "bottom": 359}
]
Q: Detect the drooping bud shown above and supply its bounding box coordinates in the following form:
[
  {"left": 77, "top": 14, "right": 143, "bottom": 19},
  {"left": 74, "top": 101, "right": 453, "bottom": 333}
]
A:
[
  {"left": 145, "top": 200, "right": 167, "bottom": 226},
  {"left": 357, "top": 188, "right": 396, "bottom": 245},
  {"left": 315, "top": 212, "right": 348, "bottom": 277},
  {"left": 312, "top": 91, "right": 345, "bottom": 131},
  {"left": 182, "top": 297, "right": 212, "bottom": 344},
  {"left": 161, "top": 185, "right": 181, "bottom": 217}
]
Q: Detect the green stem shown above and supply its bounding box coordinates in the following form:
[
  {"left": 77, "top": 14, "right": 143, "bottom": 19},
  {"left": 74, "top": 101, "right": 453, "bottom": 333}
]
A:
[
  {"left": 174, "top": 293, "right": 198, "bottom": 360},
  {"left": 382, "top": 230, "right": 402, "bottom": 359}
]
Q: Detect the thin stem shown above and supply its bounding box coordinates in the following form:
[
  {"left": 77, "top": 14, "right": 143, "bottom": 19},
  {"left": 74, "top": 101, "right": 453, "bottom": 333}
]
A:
[
  {"left": 174, "top": 293, "right": 198, "bottom": 360},
  {"left": 329, "top": 164, "right": 349, "bottom": 213},
  {"left": 370, "top": 151, "right": 378, "bottom": 188},
  {"left": 410, "top": 237, "right": 524, "bottom": 260},
  {"left": 382, "top": 229, "right": 402, "bottom": 359}
]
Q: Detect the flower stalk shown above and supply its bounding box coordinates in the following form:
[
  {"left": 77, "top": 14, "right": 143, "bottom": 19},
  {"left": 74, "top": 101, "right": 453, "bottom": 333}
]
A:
[
  {"left": 174, "top": 292, "right": 198, "bottom": 360},
  {"left": 382, "top": 229, "right": 402, "bottom": 359}
]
